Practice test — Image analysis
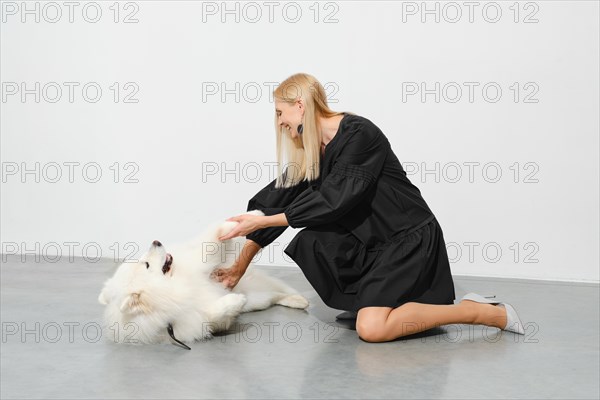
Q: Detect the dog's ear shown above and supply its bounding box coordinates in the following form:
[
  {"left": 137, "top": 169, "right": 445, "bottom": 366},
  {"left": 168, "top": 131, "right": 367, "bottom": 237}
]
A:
[
  {"left": 98, "top": 289, "right": 109, "bottom": 305},
  {"left": 119, "top": 292, "right": 151, "bottom": 314}
]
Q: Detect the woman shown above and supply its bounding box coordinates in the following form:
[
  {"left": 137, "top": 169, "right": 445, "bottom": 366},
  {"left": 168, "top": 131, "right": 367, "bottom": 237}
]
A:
[{"left": 212, "top": 73, "right": 525, "bottom": 343}]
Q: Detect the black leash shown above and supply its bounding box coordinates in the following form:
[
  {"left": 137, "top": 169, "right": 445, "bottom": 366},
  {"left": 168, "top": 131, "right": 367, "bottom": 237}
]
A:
[{"left": 167, "top": 324, "right": 191, "bottom": 350}]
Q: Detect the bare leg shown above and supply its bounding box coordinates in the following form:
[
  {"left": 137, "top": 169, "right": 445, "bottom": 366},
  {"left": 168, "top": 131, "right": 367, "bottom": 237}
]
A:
[{"left": 356, "top": 300, "right": 507, "bottom": 343}]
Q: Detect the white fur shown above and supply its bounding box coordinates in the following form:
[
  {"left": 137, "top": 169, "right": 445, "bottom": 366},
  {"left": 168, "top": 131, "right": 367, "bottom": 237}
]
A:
[{"left": 98, "top": 210, "right": 309, "bottom": 346}]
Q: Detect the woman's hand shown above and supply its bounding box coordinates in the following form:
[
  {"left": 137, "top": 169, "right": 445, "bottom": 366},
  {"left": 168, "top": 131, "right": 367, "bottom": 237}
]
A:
[
  {"left": 210, "top": 265, "right": 245, "bottom": 290},
  {"left": 218, "top": 214, "right": 266, "bottom": 241}
]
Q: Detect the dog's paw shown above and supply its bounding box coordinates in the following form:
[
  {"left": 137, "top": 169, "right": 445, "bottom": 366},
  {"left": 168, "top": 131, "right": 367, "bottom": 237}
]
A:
[
  {"left": 217, "top": 222, "right": 238, "bottom": 241},
  {"left": 222, "top": 293, "right": 247, "bottom": 310},
  {"left": 245, "top": 210, "right": 265, "bottom": 217},
  {"left": 277, "top": 294, "right": 309, "bottom": 309}
]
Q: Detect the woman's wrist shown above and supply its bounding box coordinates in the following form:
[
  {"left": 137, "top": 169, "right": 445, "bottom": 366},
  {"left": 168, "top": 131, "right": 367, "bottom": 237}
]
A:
[
  {"left": 262, "top": 213, "right": 289, "bottom": 228},
  {"left": 235, "top": 240, "right": 261, "bottom": 272},
  {"left": 229, "top": 261, "right": 248, "bottom": 276}
]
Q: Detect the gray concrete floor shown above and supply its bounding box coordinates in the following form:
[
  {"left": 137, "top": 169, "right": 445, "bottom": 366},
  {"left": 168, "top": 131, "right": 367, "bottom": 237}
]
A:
[{"left": 1, "top": 255, "right": 598, "bottom": 399}]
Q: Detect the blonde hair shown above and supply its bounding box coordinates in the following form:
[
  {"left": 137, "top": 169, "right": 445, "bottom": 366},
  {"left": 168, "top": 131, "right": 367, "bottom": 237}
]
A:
[{"left": 273, "top": 73, "right": 354, "bottom": 189}]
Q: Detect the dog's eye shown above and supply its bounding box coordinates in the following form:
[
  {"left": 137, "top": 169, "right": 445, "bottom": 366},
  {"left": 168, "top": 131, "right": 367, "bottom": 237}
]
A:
[{"left": 145, "top": 262, "right": 150, "bottom": 269}]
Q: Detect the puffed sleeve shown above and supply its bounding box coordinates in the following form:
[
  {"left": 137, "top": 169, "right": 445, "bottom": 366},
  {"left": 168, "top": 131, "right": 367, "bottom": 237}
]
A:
[
  {"left": 283, "top": 120, "right": 389, "bottom": 229},
  {"left": 245, "top": 169, "right": 311, "bottom": 248}
]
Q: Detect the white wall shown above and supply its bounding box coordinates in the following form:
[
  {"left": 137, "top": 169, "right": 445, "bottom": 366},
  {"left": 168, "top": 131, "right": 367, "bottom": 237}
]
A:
[{"left": 1, "top": 1, "right": 598, "bottom": 282}]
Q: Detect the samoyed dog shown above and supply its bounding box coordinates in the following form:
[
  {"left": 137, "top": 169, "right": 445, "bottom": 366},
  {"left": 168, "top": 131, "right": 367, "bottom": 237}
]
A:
[{"left": 98, "top": 210, "right": 309, "bottom": 349}]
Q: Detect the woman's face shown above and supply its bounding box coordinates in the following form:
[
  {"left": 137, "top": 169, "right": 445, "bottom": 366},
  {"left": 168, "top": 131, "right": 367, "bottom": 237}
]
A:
[{"left": 275, "top": 99, "right": 304, "bottom": 139}]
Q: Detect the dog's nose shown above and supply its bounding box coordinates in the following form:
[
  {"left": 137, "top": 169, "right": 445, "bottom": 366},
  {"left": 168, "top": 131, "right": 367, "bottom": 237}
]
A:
[{"left": 152, "top": 240, "right": 162, "bottom": 247}]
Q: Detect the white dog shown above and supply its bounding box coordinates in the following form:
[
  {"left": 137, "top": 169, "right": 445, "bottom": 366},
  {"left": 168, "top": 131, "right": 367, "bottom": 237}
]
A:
[{"left": 98, "top": 210, "right": 309, "bottom": 349}]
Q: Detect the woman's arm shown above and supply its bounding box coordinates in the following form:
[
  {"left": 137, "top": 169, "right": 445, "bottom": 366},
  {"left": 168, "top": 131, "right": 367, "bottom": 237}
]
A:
[
  {"left": 263, "top": 213, "right": 289, "bottom": 228},
  {"left": 244, "top": 168, "right": 311, "bottom": 248},
  {"left": 218, "top": 213, "right": 289, "bottom": 241},
  {"left": 236, "top": 239, "right": 262, "bottom": 273},
  {"left": 210, "top": 239, "right": 262, "bottom": 289},
  {"left": 214, "top": 216, "right": 288, "bottom": 288},
  {"left": 283, "top": 122, "right": 389, "bottom": 229}
]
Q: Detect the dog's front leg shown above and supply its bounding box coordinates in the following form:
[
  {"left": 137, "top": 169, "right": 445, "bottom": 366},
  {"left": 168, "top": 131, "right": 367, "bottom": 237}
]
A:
[{"left": 204, "top": 293, "right": 247, "bottom": 332}]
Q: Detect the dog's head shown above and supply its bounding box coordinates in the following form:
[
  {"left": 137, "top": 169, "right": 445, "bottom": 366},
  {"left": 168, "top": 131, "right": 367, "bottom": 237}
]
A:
[
  {"left": 145, "top": 239, "right": 174, "bottom": 278},
  {"left": 98, "top": 240, "right": 193, "bottom": 349},
  {"left": 98, "top": 240, "right": 175, "bottom": 315}
]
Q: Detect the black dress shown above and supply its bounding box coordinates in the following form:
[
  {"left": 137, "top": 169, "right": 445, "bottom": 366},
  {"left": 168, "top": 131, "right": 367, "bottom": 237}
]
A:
[{"left": 246, "top": 113, "right": 456, "bottom": 312}]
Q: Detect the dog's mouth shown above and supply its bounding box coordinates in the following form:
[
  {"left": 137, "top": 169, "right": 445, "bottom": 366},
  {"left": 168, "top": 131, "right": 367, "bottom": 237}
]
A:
[{"left": 162, "top": 253, "right": 173, "bottom": 275}]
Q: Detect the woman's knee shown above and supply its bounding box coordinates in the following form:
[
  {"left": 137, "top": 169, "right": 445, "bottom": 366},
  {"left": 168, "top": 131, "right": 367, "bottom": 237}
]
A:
[{"left": 356, "top": 307, "right": 393, "bottom": 343}]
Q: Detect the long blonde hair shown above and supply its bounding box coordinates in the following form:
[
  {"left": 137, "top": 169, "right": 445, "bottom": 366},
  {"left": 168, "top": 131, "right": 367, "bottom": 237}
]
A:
[{"left": 273, "top": 73, "right": 353, "bottom": 189}]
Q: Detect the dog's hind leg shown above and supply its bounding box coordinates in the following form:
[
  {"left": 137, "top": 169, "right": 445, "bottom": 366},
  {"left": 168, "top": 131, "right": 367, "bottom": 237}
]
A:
[
  {"left": 241, "top": 292, "right": 283, "bottom": 312},
  {"left": 275, "top": 294, "right": 309, "bottom": 309},
  {"left": 241, "top": 292, "right": 309, "bottom": 312}
]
